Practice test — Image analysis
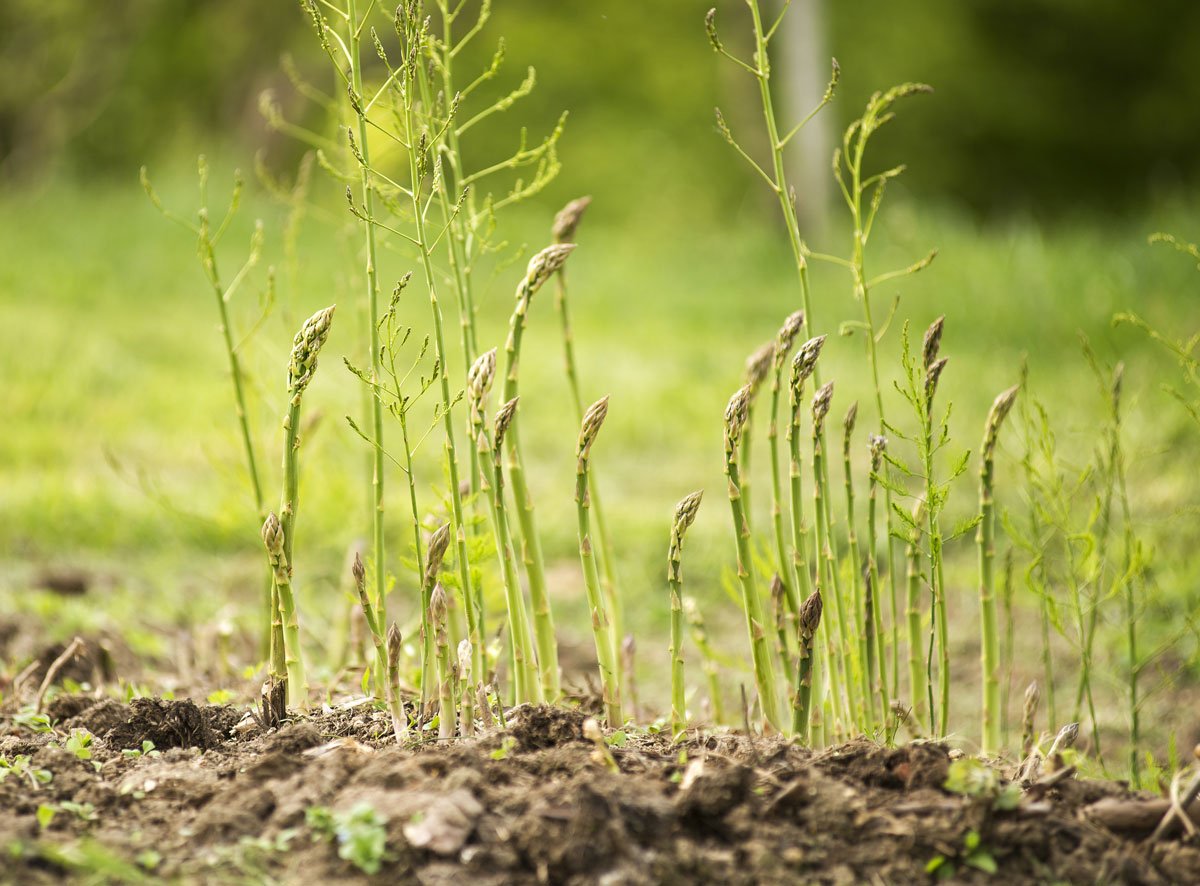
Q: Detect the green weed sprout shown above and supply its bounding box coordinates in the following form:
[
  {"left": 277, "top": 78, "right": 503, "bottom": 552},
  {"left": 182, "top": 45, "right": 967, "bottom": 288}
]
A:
[
  {"left": 576, "top": 396, "right": 623, "bottom": 726},
  {"left": 502, "top": 243, "right": 576, "bottom": 700},
  {"left": 668, "top": 490, "right": 704, "bottom": 739},
  {"left": 977, "top": 385, "right": 1019, "bottom": 754},
  {"left": 724, "top": 384, "right": 782, "bottom": 732}
]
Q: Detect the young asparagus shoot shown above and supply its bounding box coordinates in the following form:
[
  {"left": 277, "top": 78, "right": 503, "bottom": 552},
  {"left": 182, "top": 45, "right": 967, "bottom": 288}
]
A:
[
  {"left": 260, "top": 513, "right": 290, "bottom": 726},
  {"left": 683, "top": 596, "right": 725, "bottom": 723},
  {"left": 430, "top": 583, "right": 457, "bottom": 739},
  {"left": 668, "top": 490, "right": 704, "bottom": 740},
  {"left": 576, "top": 396, "right": 623, "bottom": 726},
  {"left": 1021, "top": 680, "right": 1040, "bottom": 757},
  {"left": 269, "top": 303, "right": 335, "bottom": 709},
  {"left": 740, "top": 340, "right": 775, "bottom": 526},
  {"left": 724, "top": 384, "right": 782, "bottom": 732},
  {"left": 458, "top": 639, "right": 474, "bottom": 738},
  {"left": 794, "top": 589, "right": 824, "bottom": 743},
  {"left": 502, "top": 243, "right": 577, "bottom": 700},
  {"left": 788, "top": 336, "right": 825, "bottom": 608},
  {"left": 867, "top": 434, "right": 891, "bottom": 722},
  {"left": 387, "top": 623, "right": 408, "bottom": 742},
  {"left": 842, "top": 400, "right": 870, "bottom": 726},
  {"left": 351, "top": 551, "right": 403, "bottom": 742},
  {"left": 421, "top": 523, "right": 453, "bottom": 717},
  {"left": 978, "top": 385, "right": 1019, "bottom": 754},
  {"left": 480, "top": 396, "right": 541, "bottom": 704},
  {"left": 769, "top": 311, "right": 806, "bottom": 626}
]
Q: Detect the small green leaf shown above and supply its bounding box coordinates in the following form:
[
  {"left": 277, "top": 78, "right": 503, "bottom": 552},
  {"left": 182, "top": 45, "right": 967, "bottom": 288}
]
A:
[{"left": 36, "top": 805, "right": 57, "bottom": 830}]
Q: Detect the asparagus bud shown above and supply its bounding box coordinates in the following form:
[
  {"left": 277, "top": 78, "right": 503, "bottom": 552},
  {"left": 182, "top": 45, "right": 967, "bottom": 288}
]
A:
[
  {"left": 261, "top": 512, "right": 288, "bottom": 582},
  {"left": 811, "top": 381, "right": 835, "bottom": 436},
  {"left": 723, "top": 384, "right": 752, "bottom": 455},
  {"left": 494, "top": 397, "right": 519, "bottom": 451},
  {"left": 922, "top": 315, "right": 944, "bottom": 370},
  {"left": 288, "top": 305, "right": 337, "bottom": 393},
  {"left": 773, "top": 310, "right": 806, "bottom": 373},
  {"left": 668, "top": 490, "right": 704, "bottom": 583},
  {"left": 523, "top": 243, "right": 576, "bottom": 295},
  {"left": 577, "top": 396, "right": 611, "bottom": 460},
  {"left": 552, "top": 196, "right": 592, "bottom": 243},
  {"left": 982, "top": 385, "right": 1020, "bottom": 459},
  {"left": 790, "top": 335, "right": 826, "bottom": 399},
  {"left": 425, "top": 523, "right": 451, "bottom": 586}
]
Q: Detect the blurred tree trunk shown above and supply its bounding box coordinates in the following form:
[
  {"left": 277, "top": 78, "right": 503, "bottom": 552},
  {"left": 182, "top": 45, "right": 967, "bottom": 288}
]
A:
[{"left": 779, "top": 0, "right": 831, "bottom": 239}]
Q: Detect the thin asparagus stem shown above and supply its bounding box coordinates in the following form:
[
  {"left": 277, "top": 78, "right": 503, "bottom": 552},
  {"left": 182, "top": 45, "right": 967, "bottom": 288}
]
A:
[
  {"left": 352, "top": 552, "right": 400, "bottom": 739},
  {"left": 552, "top": 200, "right": 626, "bottom": 697},
  {"left": 684, "top": 596, "right": 725, "bottom": 723},
  {"left": 420, "top": 523, "right": 453, "bottom": 717},
  {"left": 794, "top": 589, "right": 823, "bottom": 743},
  {"left": 458, "top": 639, "right": 475, "bottom": 738},
  {"left": 668, "top": 490, "right": 704, "bottom": 740},
  {"left": 906, "top": 500, "right": 926, "bottom": 733},
  {"left": 842, "top": 401, "right": 869, "bottom": 726},
  {"left": 576, "top": 396, "right": 623, "bottom": 725},
  {"left": 769, "top": 311, "right": 806, "bottom": 625},
  {"left": 740, "top": 341, "right": 775, "bottom": 529},
  {"left": 386, "top": 623, "right": 408, "bottom": 742},
  {"left": 502, "top": 243, "right": 576, "bottom": 700},
  {"left": 478, "top": 397, "right": 540, "bottom": 704},
  {"left": 867, "top": 434, "right": 891, "bottom": 726},
  {"left": 430, "top": 582, "right": 457, "bottom": 739},
  {"left": 978, "top": 385, "right": 1019, "bottom": 754},
  {"left": 725, "top": 384, "right": 783, "bottom": 732}
]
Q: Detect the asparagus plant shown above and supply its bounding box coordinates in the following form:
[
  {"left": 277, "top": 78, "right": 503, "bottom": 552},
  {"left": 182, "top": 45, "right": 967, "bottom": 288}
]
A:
[
  {"left": 683, "top": 596, "right": 725, "bottom": 723},
  {"left": 478, "top": 395, "right": 541, "bottom": 704},
  {"left": 724, "top": 384, "right": 783, "bottom": 732},
  {"left": 977, "top": 385, "right": 1019, "bottom": 754},
  {"left": 793, "top": 589, "right": 823, "bottom": 742},
  {"left": 787, "top": 337, "right": 825, "bottom": 621},
  {"left": 867, "top": 434, "right": 891, "bottom": 721},
  {"left": 502, "top": 243, "right": 576, "bottom": 700},
  {"left": 905, "top": 499, "right": 926, "bottom": 732},
  {"left": 265, "top": 303, "right": 336, "bottom": 709},
  {"left": 420, "top": 523, "right": 453, "bottom": 716},
  {"left": 429, "top": 582, "right": 457, "bottom": 739},
  {"left": 458, "top": 639, "right": 474, "bottom": 738},
  {"left": 260, "top": 513, "right": 290, "bottom": 725},
  {"left": 841, "top": 400, "right": 869, "bottom": 725},
  {"left": 552, "top": 197, "right": 626, "bottom": 693},
  {"left": 667, "top": 489, "right": 704, "bottom": 739},
  {"left": 576, "top": 396, "right": 623, "bottom": 725},
  {"left": 768, "top": 310, "right": 805, "bottom": 622},
  {"left": 739, "top": 341, "right": 775, "bottom": 527},
  {"left": 352, "top": 551, "right": 405, "bottom": 743}
]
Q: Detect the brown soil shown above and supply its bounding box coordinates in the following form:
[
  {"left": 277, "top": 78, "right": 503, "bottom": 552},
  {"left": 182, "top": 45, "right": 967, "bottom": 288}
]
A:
[{"left": 2, "top": 698, "right": 1199, "bottom": 884}]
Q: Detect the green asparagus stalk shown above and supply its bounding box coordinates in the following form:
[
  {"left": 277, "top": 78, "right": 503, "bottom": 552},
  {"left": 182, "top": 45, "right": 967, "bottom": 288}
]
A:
[
  {"left": 261, "top": 514, "right": 289, "bottom": 725},
  {"left": 420, "top": 523, "right": 452, "bottom": 718},
  {"left": 502, "top": 243, "right": 576, "bottom": 700},
  {"left": 793, "top": 589, "right": 824, "bottom": 743},
  {"left": 788, "top": 336, "right": 825, "bottom": 604},
  {"left": 551, "top": 197, "right": 625, "bottom": 664},
  {"left": 683, "top": 596, "right": 725, "bottom": 723},
  {"left": 906, "top": 499, "right": 926, "bottom": 733},
  {"left": 867, "top": 434, "right": 891, "bottom": 724},
  {"left": 978, "top": 385, "right": 1019, "bottom": 754},
  {"left": 842, "top": 401, "right": 869, "bottom": 726},
  {"left": 577, "top": 396, "right": 623, "bottom": 725},
  {"left": 812, "top": 381, "right": 855, "bottom": 730},
  {"left": 740, "top": 341, "right": 776, "bottom": 528},
  {"left": 724, "top": 384, "right": 783, "bottom": 732},
  {"left": 478, "top": 396, "right": 541, "bottom": 704},
  {"left": 668, "top": 490, "right": 704, "bottom": 740},
  {"left": 351, "top": 551, "right": 403, "bottom": 742},
  {"left": 270, "top": 303, "right": 335, "bottom": 708},
  {"left": 769, "top": 574, "right": 793, "bottom": 681},
  {"left": 768, "top": 311, "right": 806, "bottom": 623},
  {"left": 387, "top": 623, "right": 408, "bottom": 742},
  {"left": 1021, "top": 680, "right": 1040, "bottom": 756},
  {"left": 430, "top": 582, "right": 457, "bottom": 739},
  {"left": 920, "top": 316, "right": 951, "bottom": 734},
  {"left": 458, "top": 639, "right": 474, "bottom": 738}
]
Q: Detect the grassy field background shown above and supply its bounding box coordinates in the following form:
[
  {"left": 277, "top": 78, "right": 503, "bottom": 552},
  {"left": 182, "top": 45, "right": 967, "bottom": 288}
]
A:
[{"left": 4, "top": 158, "right": 1200, "bottom": 748}]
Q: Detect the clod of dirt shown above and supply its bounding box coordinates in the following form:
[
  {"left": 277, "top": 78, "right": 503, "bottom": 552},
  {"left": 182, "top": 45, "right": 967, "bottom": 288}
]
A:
[
  {"left": 104, "top": 698, "right": 237, "bottom": 751},
  {"left": 677, "top": 757, "right": 753, "bottom": 821},
  {"left": 59, "top": 697, "right": 128, "bottom": 736},
  {"left": 508, "top": 703, "right": 587, "bottom": 750},
  {"left": 817, "top": 738, "right": 950, "bottom": 789},
  {"left": 402, "top": 788, "right": 483, "bottom": 855}
]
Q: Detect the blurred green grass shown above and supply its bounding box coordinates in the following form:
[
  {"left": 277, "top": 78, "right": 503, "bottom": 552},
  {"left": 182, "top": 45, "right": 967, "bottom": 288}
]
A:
[{"left": 3, "top": 166, "right": 1200, "bottom": 725}]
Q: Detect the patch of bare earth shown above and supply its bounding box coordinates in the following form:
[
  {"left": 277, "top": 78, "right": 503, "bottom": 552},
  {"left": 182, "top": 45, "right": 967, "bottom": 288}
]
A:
[{"left": 1, "top": 699, "right": 1198, "bottom": 884}]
